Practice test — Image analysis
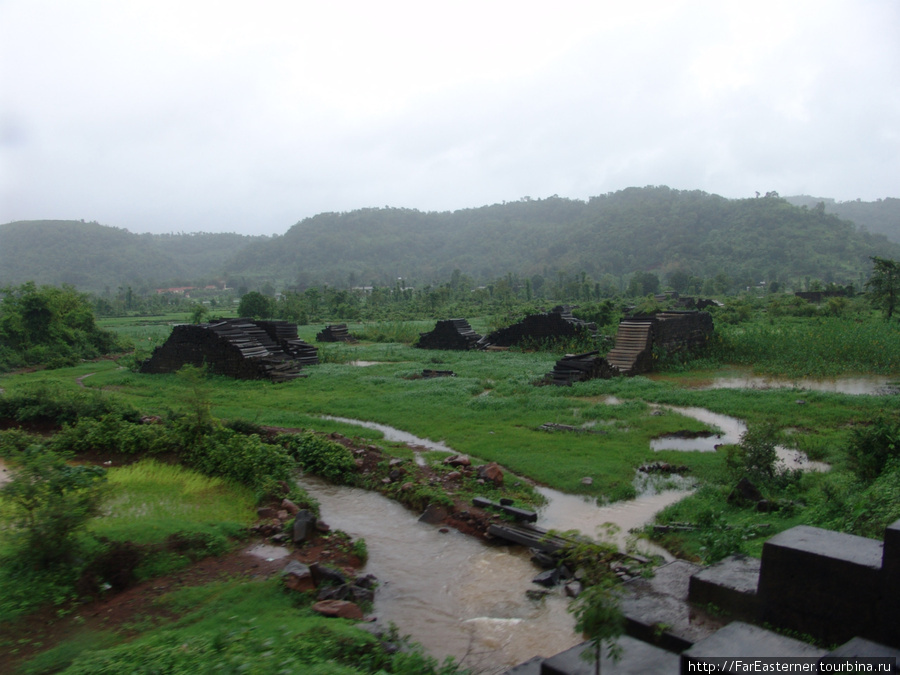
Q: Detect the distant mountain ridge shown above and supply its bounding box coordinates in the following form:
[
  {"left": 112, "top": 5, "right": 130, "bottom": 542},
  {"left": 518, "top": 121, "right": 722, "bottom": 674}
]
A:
[
  {"left": 784, "top": 195, "right": 900, "bottom": 242},
  {"left": 3, "top": 188, "right": 899, "bottom": 292},
  {"left": 0, "top": 220, "right": 267, "bottom": 291},
  {"left": 226, "top": 187, "right": 900, "bottom": 289}
]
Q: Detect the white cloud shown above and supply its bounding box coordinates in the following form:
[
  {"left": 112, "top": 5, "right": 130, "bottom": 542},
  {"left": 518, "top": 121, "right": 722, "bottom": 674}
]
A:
[{"left": 1, "top": 0, "right": 898, "bottom": 234}]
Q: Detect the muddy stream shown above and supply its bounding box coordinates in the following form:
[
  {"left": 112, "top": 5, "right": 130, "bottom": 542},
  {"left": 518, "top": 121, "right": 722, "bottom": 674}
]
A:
[{"left": 305, "top": 417, "right": 691, "bottom": 673}]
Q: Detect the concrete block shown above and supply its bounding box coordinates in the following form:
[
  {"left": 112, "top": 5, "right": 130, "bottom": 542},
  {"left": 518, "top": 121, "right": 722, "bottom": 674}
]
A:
[
  {"left": 681, "top": 621, "right": 826, "bottom": 674},
  {"left": 621, "top": 561, "right": 724, "bottom": 651},
  {"left": 540, "top": 636, "right": 679, "bottom": 675},
  {"left": 758, "top": 525, "right": 883, "bottom": 644},
  {"left": 689, "top": 554, "right": 761, "bottom": 622},
  {"left": 826, "top": 637, "right": 900, "bottom": 667}
]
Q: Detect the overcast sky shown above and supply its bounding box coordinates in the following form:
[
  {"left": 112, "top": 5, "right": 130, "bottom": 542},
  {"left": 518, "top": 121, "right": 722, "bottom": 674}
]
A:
[{"left": 1, "top": 1, "right": 898, "bottom": 236}]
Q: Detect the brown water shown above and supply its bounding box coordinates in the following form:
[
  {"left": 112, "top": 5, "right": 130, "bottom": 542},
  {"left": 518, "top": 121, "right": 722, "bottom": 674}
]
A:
[
  {"left": 298, "top": 475, "right": 583, "bottom": 674},
  {"left": 297, "top": 416, "right": 693, "bottom": 673},
  {"left": 650, "top": 405, "right": 830, "bottom": 472},
  {"left": 651, "top": 372, "right": 898, "bottom": 395}
]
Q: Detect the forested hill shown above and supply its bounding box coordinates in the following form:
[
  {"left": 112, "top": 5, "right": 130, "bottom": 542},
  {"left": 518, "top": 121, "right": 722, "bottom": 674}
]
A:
[
  {"left": 226, "top": 187, "right": 899, "bottom": 289},
  {"left": 3, "top": 188, "right": 898, "bottom": 293},
  {"left": 0, "top": 220, "right": 266, "bottom": 291},
  {"left": 785, "top": 195, "right": 900, "bottom": 243}
]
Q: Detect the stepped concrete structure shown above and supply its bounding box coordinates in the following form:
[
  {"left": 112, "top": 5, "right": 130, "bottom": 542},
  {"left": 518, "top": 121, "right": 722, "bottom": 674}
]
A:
[
  {"left": 502, "top": 519, "right": 900, "bottom": 674},
  {"left": 481, "top": 306, "right": 598, "bottom": 349},
  {"left": 606, "top": 311, "right": 714, "bottom": 375},
  {"left": 315, "top": 323, "right": 357, "bottom": 342},
  {"left": 416, "top": 318, "right": 483, "bottom": 350},
  {"left": 140, "top": 318, "right": 317, "bottom": 382}
]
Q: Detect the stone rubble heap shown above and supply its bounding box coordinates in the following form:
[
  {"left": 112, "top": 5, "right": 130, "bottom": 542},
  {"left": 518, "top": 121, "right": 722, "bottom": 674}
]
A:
[
  {"left": 480, "top": 305, "right": 598, "bottom": 349},
  {"left": 315, "top": 323, "right": 357, "bottom": 342},
  {"left": 140, "top": 318, "right": 317, "bottom": 382},
  {"left": 416, "top": 318, "right": 483, "bottom": 350}
]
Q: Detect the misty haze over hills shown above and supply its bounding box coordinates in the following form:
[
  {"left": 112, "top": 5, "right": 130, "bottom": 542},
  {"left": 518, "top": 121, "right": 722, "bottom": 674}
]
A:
[{"left": 1, "top": 187, "right": 898, "bottom": 294}]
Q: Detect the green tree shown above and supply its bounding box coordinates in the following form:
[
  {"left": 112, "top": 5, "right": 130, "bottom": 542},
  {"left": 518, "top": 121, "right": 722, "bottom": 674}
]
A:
[
  {"left": 237, "top": 291, "right": 274, "bottom": 319},
  {"left": 569, "top": 582, "right": 625, "bottom": 675},
  {"left": 865, "top": 256, "right": 900, "bottom": 319},
  {"left": 1, "top": 446, "right": 108, "bottom": 566},
  {"left": 190, "top": 303, "right": 208, "bottom": 324}
]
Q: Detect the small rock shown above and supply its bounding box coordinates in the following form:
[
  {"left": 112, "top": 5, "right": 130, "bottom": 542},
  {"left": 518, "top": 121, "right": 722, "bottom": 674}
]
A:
[
  {"left": 311, "top": 599, "right": 364, "bottom": 620},
  {"left": 526, "top": 589, "right": 550, "bottom": 600},
  {"left": 444, "top": 454, "right": 471, "bottom": 467},
  {"left": 281, "top": 498, "right": 300, "bottom": 515},
  {"left": 282, "top": 561, "right": 316, "bottom": 592},
  {"left": 580, "top": 477, "right": 593, "bottom": 485},
  {"left": 564, "top": 580, "right": 583, "bottom": 598},
  {"left": 532, "top": 569, "right": 560, "bottom": 587},
  {"left": 477, "top": 462, "right": 504, "bottom": 486},
  {"left": 418, "top": 504, "right": 449, "bottom": 524}
]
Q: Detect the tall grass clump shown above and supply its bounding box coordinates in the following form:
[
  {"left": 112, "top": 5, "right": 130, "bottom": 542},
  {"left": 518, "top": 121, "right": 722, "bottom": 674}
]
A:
[
  {"left": 708, "top": 317, "right": 900, "bottom": 375},
  {"left": 356, "top": 320, "right": 425, "bottom": 344},
  {"left": 94, "top": 460, "right": 256, "bottom": 542}
]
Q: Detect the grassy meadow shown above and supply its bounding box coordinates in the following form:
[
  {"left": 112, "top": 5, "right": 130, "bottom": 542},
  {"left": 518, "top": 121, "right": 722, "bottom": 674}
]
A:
[{"left": 3, "top": 302, "right": 900, "bottom": 671}]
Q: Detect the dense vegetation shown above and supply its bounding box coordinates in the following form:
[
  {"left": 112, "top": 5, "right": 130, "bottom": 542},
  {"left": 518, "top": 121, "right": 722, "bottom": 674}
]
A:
[
  {"left": 226, "top": 188, "right": 898, "bottom": 290},
  {"left": 786, "top": 195, "right": 900, "bottom": 243},
  {"left": 0, "top": 220, "right": 265, "bottom": 292},
  {"left": 0, "top": 282, "right": 125, "bottom": 371},
  {"left": 3, "top": 289, "right": 900, "bottom": 670},
  {"left": 4, "top": 189, "right": 898, "bottom": 296}
]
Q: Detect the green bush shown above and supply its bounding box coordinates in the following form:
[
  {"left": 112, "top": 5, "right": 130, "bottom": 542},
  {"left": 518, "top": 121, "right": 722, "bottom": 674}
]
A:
[
  {"left": 846, "top": 416, "right": 900, "bottom": 482},
  {"left": 0, "top": 384, "right": 138, "bottom": 426},
  {"left": 279, "top": 432, "right": 358, "bottom": 484},
  {"left": 184, "top": 428, "right": 296, "bottom": 499},
  {"left": 48, "top": 414, "right": 175, "bottom": 456},
  {"left": 1, "top": 446, "right": 108, "bottom": 567}
]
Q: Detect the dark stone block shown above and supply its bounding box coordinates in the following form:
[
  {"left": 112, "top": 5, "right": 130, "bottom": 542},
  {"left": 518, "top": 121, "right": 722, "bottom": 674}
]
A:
[
  {"left": 620, "top": 560, "right": 722, "bottom": 651},
  {"left": 292, "top": 510, "right": 317, "bottom": 544},
  {"left": 540, "top": 636, "right": 678, "bottom": 675},
  {"left": 680, "top": 621, "right": 826, "bottom": 674},
  {"left": 689, "top": 554, "right": 761, "bottom": 622},
  {"left": 758, "top": 525, "right": 883, "bottom": 644},
  {"left": 825, "top": 637, "right": 900, "bottom": 671}
]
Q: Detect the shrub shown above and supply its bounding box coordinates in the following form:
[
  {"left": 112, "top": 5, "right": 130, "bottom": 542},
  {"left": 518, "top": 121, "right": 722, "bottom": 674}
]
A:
[
  {"left": 0, "top": 384, "right": 137, "bottom": 426},
  {"left": 184, "top": 428, "right": 295, "bottom": 499},
  {"left": 48, "top": 414, "right": 176, "bottom": 456},
  {"left": 279, "top": 432, "right": 358, "bottom": 484},
  {"left": 1, "top": 446, "right": 108, "bottom": 567},
  {"left": 846, "top": 416, "right": 900, "bottom": 482}
]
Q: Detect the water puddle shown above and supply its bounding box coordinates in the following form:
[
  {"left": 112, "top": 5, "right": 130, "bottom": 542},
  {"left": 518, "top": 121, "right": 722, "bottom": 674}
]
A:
[
  {"left": 652, "top": 373, "right": 898, "bottom": 396},
  {"left": 534, "top": 486, "right": 689, "bottom": 561},
  {"left": 245, "top": 544, "right": 291, "bottom": 560},
  {"left": 320, "top": 415, "right": 455, "bottom": 455},
  {"left": 650, "top": 406, "right": 829, "bottom": 472}
]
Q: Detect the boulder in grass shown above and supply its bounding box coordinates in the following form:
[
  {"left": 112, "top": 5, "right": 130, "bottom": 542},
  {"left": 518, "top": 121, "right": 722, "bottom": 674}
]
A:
[
  {"left": 477, "top": 462, "right": 504, "bottom": 486},
  {"left": 311, "top": 599, "right": 364, "bottom": 620},
  {"left": 282, "top": 561, "right": 316, "bottom": 592}
]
